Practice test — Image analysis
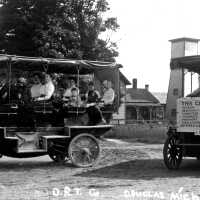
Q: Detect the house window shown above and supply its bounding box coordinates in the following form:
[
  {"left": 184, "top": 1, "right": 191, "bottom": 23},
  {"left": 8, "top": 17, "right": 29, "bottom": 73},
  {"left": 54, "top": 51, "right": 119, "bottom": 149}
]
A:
[
  {"left": 173, "top": 88, "right": 179, "bottom": 96},
  {"left": 171, "top": 109, "right": 176, "bottom": 117},
  {"left": 126, "top": 106, "right": 137, "bottom": 120}
]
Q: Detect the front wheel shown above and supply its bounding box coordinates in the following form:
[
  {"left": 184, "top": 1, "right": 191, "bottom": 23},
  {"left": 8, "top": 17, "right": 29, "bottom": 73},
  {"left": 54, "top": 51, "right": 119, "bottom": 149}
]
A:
[
  {"left": 68, "top": 133, "right": 100, "bottom": 167},
  {"left": 163, "top": 136, "right": 183, "bottom": 170}
]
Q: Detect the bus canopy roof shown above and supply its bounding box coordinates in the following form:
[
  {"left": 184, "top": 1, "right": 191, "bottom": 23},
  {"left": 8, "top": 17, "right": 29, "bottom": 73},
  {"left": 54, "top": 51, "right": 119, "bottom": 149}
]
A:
[
  {"left": 0, "top": 54, "right": 121, "bottom": 74},
  {"left": 170, "top": 55, "right": 200, "bottom": 73}
]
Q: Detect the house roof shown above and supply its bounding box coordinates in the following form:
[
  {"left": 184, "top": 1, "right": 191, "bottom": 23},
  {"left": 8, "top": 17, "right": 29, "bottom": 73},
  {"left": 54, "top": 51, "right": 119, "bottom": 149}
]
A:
[
  {"left": 126, "top": 102, "right": 161, "bottom": 107},
  {"left": 126, "top": 88, "right": 160, "bottom": 104},
  {"left": 120, "top": 71, "right": 131, "bottom": 85},
  {"left": 152, "top": 92, "right": 167, "bottom": 104}
]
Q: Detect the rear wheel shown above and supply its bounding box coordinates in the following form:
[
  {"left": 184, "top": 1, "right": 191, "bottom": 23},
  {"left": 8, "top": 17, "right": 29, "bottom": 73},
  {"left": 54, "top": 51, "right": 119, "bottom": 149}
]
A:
[
  {"left": 48, "top": 141, "right": 69, "bottom": 163},
  {"left": 48, "top": 151, "right": 68, "bottom": 163},
  {"left": 163, "top": 136, "right": 182, "bottom": 169},
  {"left": 68, "top": 133, "right": 100, "bottom": 167}
]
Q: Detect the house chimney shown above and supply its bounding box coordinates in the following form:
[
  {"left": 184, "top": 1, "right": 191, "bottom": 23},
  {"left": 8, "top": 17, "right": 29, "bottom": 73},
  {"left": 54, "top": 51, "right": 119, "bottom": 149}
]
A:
[
  {"left": 145, "top": 84, "right": 149, "bottom": 91},
  {"left": 132, "top": 78, "right": 137, "bottom": 89}
]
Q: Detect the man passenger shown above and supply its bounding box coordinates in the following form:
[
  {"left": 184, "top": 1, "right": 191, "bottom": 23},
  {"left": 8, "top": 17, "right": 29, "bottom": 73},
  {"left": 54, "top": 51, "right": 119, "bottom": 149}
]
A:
[{"left": 14, "top": 76, "right": 28, "bottom": 102}]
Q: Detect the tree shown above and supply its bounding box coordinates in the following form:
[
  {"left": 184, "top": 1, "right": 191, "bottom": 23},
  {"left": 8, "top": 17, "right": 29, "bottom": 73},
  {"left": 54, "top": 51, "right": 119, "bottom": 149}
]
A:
[{"left": 0, "top": 0, "right": 119, "bottom": 61}]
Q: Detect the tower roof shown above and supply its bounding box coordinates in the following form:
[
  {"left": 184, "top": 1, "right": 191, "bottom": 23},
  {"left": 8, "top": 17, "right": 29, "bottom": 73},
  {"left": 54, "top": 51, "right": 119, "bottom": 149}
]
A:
[{"left": 169, "top": 37, "right": 200, "bottom": 43}]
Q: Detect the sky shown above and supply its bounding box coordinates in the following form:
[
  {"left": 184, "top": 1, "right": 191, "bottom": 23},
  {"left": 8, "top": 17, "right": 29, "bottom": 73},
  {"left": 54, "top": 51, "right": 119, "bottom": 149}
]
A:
[{"left": 105, "top": 0, "right": 200, "bottom": 93}]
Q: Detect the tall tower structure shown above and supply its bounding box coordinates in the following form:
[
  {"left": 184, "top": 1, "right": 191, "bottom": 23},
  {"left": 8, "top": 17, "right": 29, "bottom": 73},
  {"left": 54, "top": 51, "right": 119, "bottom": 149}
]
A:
[{"left": 166, "top": 37, "right": 199, "bottom": 123}]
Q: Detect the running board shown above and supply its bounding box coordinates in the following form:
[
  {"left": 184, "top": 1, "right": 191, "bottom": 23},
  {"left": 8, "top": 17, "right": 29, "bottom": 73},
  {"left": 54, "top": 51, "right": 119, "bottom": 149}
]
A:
[
  {"left": 17, "top": 149, "right": 47, "bottom": 153},
  {"left": 178, "top": 144, "right": 200, "bottom": 146},
  {"left": 41, "top": 135, "right": 69, "bottom": 151}
]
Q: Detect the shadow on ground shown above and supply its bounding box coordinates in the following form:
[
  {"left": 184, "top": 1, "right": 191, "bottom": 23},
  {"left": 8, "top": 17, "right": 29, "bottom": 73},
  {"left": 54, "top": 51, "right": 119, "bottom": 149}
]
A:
[
  {"left": 76, "top": 158, "right": 200, "bottom": 180},
  {"left": 0, "top": 157, "right": 200, "bottom": 181}
]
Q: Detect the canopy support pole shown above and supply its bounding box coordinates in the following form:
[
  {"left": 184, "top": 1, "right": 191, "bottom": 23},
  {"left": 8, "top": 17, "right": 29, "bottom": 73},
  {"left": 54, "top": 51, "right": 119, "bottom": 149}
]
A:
[
  {"left": 76, "top": 66, "right": 80, "bottom": 116},
  {"left": 182, "top": 68, "right": 185, "bottom": 97},
  {"left": 116, "top": 67, "right": 120, "bottom": 114},
  {"left": 8, "top": 57, "right": 12, "bottom": 104},
  {"left": 191, "top": 72, "right": 193, "bottom": 93},
  {"left": 42, "top": 61, "right": 49, "bottom": 114}
]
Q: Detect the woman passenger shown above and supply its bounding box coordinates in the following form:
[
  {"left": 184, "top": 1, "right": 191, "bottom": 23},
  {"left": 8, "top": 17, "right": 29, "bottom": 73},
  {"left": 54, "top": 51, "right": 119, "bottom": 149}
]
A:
[{"left": 31, "top": 73, "right": 55, "bottom": 101}]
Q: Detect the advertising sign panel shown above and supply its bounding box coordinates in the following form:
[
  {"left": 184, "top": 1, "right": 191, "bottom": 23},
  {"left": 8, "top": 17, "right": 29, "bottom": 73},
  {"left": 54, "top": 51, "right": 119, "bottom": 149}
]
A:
[{"left": 177, "top": 97, "right": 200, "bottom": 134}]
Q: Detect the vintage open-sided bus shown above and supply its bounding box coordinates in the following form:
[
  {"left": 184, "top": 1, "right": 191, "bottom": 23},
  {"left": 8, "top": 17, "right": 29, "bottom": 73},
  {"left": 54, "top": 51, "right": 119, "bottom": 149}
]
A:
[
  {"left": 163, "top": 55, "right": 200, "bottom": 169},
  {"left": 0, "top": 54, "right": 121, "bottom": 167}
]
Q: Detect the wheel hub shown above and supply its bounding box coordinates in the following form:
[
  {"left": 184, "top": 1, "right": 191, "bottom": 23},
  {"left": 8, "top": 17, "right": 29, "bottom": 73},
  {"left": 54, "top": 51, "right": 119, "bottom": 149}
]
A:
[
  {"left": 68, "top": 134, "right": 100, "bottom": 167},
  {"left": 170, "top": 146, "right": 178, "bottom": 157}
]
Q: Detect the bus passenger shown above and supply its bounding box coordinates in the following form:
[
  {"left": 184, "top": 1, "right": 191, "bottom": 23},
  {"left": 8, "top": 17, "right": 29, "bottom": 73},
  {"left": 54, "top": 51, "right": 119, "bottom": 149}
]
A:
[
  {"left": 31, "top": 73, "right": 55, "bottom": 101},
  {"left": 102, "top": 80, "right": 115, "bottom": 106},
  {"left": 62, "top": 78, "right": 79, "bottom": 102},
  {"left": 16, "top": 76, "right": 35, "bottom": 127},
  {"left": 37, "top": 74, "right": 55, "bottom": 101},
  {"left": 30, "top": 73, "right": 42, "bottom": 99},
  {"left": 86, "top": 81, "right": 101, "bottom": 104},
  {"left": 68, "top": 87, "right": 82, "bottom": 107},
  {"left": 101, "top": 80, "right": 115, "bottom": 123},
  {"left": 62, "top": 79, "right": 71, "bottom": 102},
  {"left": 85, "top": 81, "right": 105, "bottom": 125},
  {"left": 14, "top": 76, "right": 29, "bottom": 101}
]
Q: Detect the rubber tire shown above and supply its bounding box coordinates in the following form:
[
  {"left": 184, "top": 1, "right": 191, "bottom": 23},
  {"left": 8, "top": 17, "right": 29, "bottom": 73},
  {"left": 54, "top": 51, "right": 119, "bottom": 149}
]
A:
[{"left": 163, "top": 136, "right": 182, "bottom": 170}]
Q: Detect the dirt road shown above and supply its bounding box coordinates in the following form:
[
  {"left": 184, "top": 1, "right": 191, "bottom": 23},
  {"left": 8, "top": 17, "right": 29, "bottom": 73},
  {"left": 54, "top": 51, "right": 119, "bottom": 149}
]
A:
[{"left": 0, "top": 139, "right": 200, "bottom": 200}]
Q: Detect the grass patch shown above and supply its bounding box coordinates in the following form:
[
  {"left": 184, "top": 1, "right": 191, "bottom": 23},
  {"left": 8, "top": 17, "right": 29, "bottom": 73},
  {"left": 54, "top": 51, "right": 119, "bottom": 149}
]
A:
[{"left": 104, "top": 124, "right": 168, "bottom": 144}]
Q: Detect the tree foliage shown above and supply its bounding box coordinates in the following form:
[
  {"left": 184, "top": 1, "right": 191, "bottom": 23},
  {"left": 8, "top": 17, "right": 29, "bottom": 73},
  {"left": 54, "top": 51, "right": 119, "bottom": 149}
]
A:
[{"left": 0, "top": 0, "right": 119, "bottom": 61}]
